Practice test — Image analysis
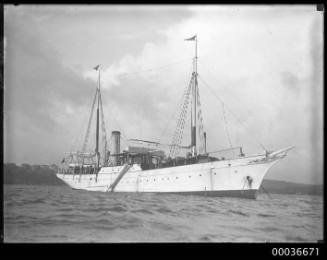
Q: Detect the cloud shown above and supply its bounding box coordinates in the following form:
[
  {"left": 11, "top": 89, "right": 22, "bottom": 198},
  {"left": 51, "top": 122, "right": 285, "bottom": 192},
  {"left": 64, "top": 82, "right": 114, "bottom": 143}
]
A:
[{"left": 4, "top": 8, "right": 96, "bottom": 163}]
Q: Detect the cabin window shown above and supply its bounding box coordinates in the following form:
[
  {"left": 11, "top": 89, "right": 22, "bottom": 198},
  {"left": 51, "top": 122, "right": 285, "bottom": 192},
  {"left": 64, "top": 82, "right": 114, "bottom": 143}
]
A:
[
  {"left": 154, "top": 179, "right": 155, "bottom": 182},
  {"left": 189, "top": 176, "right": 191, "bottom": 178},
  {"left": 176, "top": 177, "right": 178, "bottom": 179},
  {"left": 161, "top": 178, "right": 164, "bottom": 180},
  {"left": 199, "top": 174, "right": 202, "bottom": 176},
  {"left": 214, "top": 173, "right": 216, "bottom": 175}
]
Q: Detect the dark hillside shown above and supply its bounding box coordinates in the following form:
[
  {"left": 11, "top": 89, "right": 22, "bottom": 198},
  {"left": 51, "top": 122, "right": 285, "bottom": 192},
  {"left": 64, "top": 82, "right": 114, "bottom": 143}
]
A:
[
  {"left": 4, "top": 163, "right": 65, "bottom": 185},
  {"left": 261, "top": 179, "right": 323, "bottom": 196}
]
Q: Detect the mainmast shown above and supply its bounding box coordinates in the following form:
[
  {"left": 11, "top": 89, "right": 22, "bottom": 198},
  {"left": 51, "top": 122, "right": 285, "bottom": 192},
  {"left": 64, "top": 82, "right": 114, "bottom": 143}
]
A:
[
  {"left": 167, "top": 35, "right": 200, "bottom": 159},
  {"left": 186, "top": 34, "right": 198, "bottom": 157},
  {"left": 95, "top": 65, "right": 101, "bottom": 172},
  {"left": 193, "top": 35, "right": 198, "bottom": 157}
]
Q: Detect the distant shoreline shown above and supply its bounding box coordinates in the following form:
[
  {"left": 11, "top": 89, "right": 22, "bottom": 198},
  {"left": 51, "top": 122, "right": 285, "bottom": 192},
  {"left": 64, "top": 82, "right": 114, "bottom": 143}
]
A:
[{"left": 3, "top": 163, "right": 323, "bottom": 196}]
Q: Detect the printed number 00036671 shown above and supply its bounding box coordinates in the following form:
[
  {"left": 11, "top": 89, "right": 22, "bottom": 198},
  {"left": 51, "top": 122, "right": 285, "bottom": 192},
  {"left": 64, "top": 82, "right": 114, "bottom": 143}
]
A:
[{"left": 272, "top": 248, "right": 319, "bottom": 256}]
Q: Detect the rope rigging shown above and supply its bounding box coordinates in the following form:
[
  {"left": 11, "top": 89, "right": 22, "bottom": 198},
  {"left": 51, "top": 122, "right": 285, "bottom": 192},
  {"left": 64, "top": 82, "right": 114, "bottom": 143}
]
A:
[
  {"left": 81, "top": 88, "right": 98, "bottom": 154},
  {"left": 157, "top": 61, "right": 194, "bottom": 144},
  {"left": 99, "top": 91, "right": 108, "bottom": 165},
  {"left": 196, "top": 79, "right": 205, "bottom": 154},
  {"left": 222, "top": 103, "right": 234, "bottom": 156},
  {"left": 168, "top": 74, "right": 193, "bottom": 158}
]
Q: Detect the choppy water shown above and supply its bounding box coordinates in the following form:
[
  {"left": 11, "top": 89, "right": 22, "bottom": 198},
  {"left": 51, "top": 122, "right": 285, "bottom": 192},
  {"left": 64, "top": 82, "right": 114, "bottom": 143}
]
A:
[{"left": 4, "top": 185, "right": 323, "bottom": 242}]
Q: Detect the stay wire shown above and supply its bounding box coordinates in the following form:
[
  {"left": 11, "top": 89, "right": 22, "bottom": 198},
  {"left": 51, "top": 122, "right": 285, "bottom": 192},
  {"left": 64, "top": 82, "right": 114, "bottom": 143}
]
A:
[
  {"left": 105, "top": 107, "right": 129, "bottom": 149},
  {"left": 197, "top": 74, "right": 267, "bottom": 151},
  {"left": 198, "top": 60, "right": 259, "bottom": 120},
  {"left": 222, "top": 102, "right": 234, "bottom": 156},
  {"left": 117, "top": 57, "right": 193, "bottom": 78}
]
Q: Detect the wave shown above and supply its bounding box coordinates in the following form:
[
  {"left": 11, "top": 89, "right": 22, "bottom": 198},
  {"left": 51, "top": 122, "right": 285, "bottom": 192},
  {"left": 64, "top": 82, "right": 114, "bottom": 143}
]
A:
[
  {"left": 3, "top": 185, "right": 323, "bottom": 242},
  {"left": 130, "top": 209, "right": 153, "bottom": 215},
  {"left": 106, "top": 205, "right": 128, "bottom": 213},
  {"left": 228, "top": 209, "right": 249, "bottom": 217},
  {"left": 257, "top": 213, "right": 275, "bottom": 218}
]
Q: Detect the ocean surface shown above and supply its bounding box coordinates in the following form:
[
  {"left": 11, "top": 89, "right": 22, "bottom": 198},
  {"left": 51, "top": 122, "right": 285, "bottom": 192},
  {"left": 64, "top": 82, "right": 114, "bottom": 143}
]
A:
[{"left": 4, "top": 184, "right": 323, "bottom": 243}]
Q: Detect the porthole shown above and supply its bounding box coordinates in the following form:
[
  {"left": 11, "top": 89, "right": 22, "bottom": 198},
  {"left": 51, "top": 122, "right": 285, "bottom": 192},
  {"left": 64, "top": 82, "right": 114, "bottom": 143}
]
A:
[
  {"left": 189, "top": 176, "right": 191, "bottom": 178},
  {"left": 214, "top": 173, "right": 216, "bottom": 175},
  {"left": 176, "top": 177, "right": 178, "bottom": 179},
  {"left": 162, "top": 178, "right": 164, "bottom": 180},
  {"left": 199, "top": 174, "right": 202, "bottom": 176}
]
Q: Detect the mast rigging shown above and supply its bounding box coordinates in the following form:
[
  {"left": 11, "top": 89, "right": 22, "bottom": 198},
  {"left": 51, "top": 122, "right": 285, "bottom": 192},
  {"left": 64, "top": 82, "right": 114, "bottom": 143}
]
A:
[{"left": 95, "top": 66, "right": 101, "bottom": 176}]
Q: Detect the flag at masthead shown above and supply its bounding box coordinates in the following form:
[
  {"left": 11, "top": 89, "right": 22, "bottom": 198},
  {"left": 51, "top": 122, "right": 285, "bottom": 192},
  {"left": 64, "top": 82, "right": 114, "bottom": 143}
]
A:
[{"left": 184, "top": 35, "right": 197, "bottom": 41}]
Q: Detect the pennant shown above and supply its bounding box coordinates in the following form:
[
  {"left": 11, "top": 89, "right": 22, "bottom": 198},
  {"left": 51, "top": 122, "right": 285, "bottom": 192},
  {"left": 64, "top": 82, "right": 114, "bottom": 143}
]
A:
[
  {"left": 94, "top": 64, "right": 100, "bottom": 71},
  {"left": 185, "top": 35, "right": 196, "bottom": 41}
]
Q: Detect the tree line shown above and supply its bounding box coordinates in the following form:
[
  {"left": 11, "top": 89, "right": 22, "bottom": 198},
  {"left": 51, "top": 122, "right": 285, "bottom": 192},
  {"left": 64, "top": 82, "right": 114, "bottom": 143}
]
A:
[{"left": 3, "top": 163, "right": 65, "bottom": 185}]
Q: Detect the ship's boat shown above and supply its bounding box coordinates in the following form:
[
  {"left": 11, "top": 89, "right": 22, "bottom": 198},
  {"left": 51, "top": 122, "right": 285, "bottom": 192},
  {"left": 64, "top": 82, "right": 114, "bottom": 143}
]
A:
[{"left": 56, "top": 35, "right": 294, "bottom": 199}]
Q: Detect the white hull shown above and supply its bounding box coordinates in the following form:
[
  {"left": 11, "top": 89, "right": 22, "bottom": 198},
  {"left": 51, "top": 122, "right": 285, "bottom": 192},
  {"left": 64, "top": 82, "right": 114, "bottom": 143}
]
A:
[{"left": 57, "top": 152, "right": 287, "bottom": 199}]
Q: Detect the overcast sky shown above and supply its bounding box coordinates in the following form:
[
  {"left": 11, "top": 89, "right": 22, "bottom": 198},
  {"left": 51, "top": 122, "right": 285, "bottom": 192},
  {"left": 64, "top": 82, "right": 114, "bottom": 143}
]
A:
[{"left": 4, "top": 5, "right": 323, "bottom": 184}]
